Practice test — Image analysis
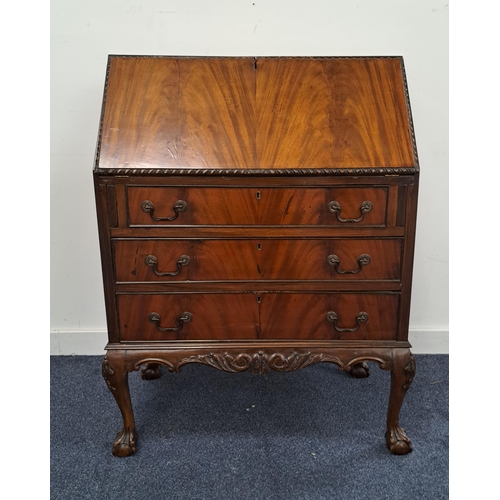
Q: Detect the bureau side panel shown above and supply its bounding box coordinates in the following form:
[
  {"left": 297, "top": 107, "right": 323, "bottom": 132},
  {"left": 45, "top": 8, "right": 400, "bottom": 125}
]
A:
[
  {"left": 397, "top": 174, "right": 419, "bottom": 341},
  {"left": 94, "top": 172, "right": 119, "bottom": 343}
]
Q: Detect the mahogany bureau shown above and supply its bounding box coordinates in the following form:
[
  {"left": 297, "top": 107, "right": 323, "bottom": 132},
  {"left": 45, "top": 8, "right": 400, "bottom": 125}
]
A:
[{"left": 94, "top": 55, "right": 419, "bottom": 457}]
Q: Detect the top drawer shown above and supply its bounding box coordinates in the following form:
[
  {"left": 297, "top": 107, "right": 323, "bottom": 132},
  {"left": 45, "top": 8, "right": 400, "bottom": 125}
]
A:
[{"left": 126, "top": 186, "right": 388, "bottom": 227}]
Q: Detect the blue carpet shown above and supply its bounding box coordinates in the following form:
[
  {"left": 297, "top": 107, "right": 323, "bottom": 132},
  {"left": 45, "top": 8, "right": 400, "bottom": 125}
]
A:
[{"left": 50, "top": 354, "right": 448, "bottom": 499}]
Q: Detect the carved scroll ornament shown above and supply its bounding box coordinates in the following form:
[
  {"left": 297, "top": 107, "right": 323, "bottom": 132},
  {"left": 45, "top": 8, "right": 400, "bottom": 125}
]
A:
[{"left": 130, "top": 351, "right": 392, "bottom": 376}]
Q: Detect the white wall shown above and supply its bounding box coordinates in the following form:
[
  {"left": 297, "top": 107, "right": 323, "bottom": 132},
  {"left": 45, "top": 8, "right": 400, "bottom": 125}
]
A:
[{"left": 50, "top": 0, "right": 449, "bottom": 354}]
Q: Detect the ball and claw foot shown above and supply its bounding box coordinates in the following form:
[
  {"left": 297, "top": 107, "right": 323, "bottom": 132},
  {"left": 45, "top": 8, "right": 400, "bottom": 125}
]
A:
[
  {"left": 141, "top": 363, "right": 162, "bottom": 380},
  {"left": 112, "top": 428, "right": 138, "bottom": 457},
  {"left": 350, "top": 361, "right": 370, "bottom": 378},
  {"left": 385, "top": 426, "right": 413, "bottom": 455}
]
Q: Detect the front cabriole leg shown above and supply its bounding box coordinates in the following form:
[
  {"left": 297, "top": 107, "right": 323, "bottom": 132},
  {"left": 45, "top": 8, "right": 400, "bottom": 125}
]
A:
[
  {"left": 385, "top": 349, "right": 415, "bottom": 455},
  {"left": 102, "top": 351, "right": 138, "bottom": 457}
]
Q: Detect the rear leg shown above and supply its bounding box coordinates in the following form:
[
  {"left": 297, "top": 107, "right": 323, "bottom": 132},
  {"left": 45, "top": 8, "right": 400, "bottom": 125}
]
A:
[
  {"left": 141, "top": 363, "right": 162, "bottom": 380},
  {"left": 350, "top": 361, "right": 370, "bottom": 378}
]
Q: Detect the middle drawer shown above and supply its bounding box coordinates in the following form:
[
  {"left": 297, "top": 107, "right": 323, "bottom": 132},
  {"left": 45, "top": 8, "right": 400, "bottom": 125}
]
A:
[{"left": 113, "top": 238, "right": 402, "bottom": 282}]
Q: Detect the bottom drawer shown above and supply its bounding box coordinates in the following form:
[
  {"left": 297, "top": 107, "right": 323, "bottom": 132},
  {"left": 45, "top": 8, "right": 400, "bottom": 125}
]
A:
[{"left": 117, "top": 292, "right": 399, "bottom": 341}]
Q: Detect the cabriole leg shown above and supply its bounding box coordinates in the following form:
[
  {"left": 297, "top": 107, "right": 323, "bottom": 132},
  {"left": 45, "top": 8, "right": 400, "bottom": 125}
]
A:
[
  {"left": 385, "top": 349, "right": 415, "bottom": 455},
  {"left": 102, "top": 351, "right": 138, "bottom": 457}
]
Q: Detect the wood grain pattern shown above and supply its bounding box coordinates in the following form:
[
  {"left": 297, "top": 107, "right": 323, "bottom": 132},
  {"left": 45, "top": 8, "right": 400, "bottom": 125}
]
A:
[
  {"left": 113, "top": 238, "right": 402, "bottom": 282},
  {"left": 100, "top": 57, "right": 256, "bottom": 170},
  {"left": 117, "top": 292, "right": 398, "bottom": 341},
  {"left": 126, "top": 186, "right": 388, "bottom": 226},
  {"left": 259, "top": 293, "right": 399, "bottom": 340},
  {"left": 117, "top": 293, "right": 259, "bottom": 341},
  {"left": 97, "top": 56, "right": 414, "bottom": 171},
  {"left": 256, "top": 58, "right": 414, "bottom": 169}
]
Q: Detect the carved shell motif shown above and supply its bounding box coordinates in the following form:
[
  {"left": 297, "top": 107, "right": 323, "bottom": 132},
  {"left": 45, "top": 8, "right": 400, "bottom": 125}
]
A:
[{"left": 180, "top": 351, "right": 340, "bottom": 375}]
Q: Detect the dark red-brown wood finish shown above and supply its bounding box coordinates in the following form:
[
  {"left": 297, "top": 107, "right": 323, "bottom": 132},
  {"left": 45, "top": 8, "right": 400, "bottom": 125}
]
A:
[{"left": 94, "top": 56, "right": 419, "bottom": 457}]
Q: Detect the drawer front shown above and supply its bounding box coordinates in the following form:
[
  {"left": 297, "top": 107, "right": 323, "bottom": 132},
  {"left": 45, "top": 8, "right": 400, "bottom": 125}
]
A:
[
  {"left": 127, "top": 186, "right": 388, "bottom": 227},
  {"left": 113, "top": 238, "right": 402, "bottom": 282},
  {"left": 259, "top": 293, "right": 399, "bottom": 340},
  {"left": 117, "top": 292, "right": 398, "bottom": 342},
  {"left": 117, "top": 293, "right": 259, "bottom": 341}
]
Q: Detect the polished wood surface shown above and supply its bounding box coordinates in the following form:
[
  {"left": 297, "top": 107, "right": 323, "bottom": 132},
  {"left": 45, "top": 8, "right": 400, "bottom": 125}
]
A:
[
  {"left": 256, "top": 57, "right": 413, "bottom": 169},
  {"left": 95, "top": 56, "right": 419, "bottom": 456},
  {"left": 117, "top": 293, "right": 259, "bottom": 340},
  {"left": 117, "top": 292, "right": 398, "bottom": 341},
  {"left": 100, "top": 57, "right": 256, "bottom": 170},
  {"left": 127, "top": 186, "right": 388, "bottom": 226},
  {"left": 259, "top": 293, "right": 399, "bottom": 340},
  {"left": 113, "top": 238, "right": 401, "bottom": 282},
  {"left": 98, "top": 56, "right": 415, "bottom": 171}
]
